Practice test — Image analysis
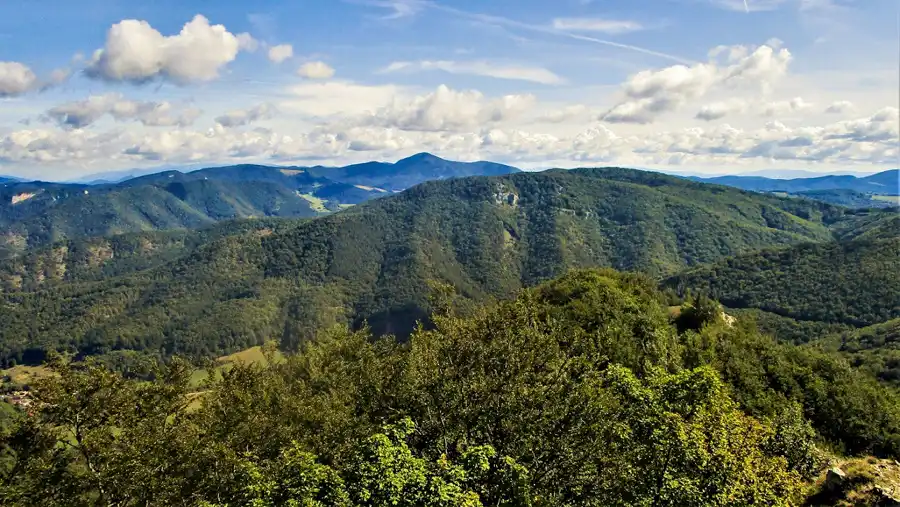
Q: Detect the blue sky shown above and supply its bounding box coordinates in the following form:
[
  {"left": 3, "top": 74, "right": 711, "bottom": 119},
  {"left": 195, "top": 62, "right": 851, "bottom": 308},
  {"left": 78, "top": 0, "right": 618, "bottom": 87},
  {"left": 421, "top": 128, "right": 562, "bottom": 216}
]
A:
[{"left": 0, "top": 0, "right": 897, "bottom": 179}]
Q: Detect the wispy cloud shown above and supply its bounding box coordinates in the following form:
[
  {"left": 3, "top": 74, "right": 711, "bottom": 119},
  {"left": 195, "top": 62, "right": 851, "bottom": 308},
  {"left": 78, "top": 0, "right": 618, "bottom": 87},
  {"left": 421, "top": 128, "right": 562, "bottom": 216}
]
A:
[
  {"left": 708, "top": 0, "right": 791, "bottom": 12},
  {"left": 421, "top": 1, "right": 693, "bottom": 64},
  {"left": 552, "top": 18, "right": 645, "bottom": 34},
  {"left": 379, "top": 60, "right": 566, "bottom": 85},
  {"left": 347, "top": 0, "right": 423, "bottom": 20}
]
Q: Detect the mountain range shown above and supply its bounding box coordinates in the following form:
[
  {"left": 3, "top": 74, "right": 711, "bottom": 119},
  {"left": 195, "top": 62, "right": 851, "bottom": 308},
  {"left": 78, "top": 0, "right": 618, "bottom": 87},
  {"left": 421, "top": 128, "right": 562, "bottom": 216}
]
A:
[
  {"left": 0, "top": 156, "right": 897, "bottom": 370},
  {"left": 0, "top": 153, "right": 519, "bottom": 258},
  {"left": 3, "top": 157, "right": 895, "bottom": 260},
  {"left": 0, "top": 166, "right": 879, "bottom": 366},
  {"left": 690, "top": 169, "right": 899, "bottom": 194}
]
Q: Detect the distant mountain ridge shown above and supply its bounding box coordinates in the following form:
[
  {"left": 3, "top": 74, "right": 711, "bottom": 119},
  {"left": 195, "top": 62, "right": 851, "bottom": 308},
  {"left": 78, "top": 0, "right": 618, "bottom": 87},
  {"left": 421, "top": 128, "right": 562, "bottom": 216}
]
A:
[
  {"left": 690, "top": 169, "right": 899, "bottom": 194},
  {"left": 0, "top": 154, "right": 521, "bottom": 258},
  {"left": 737, "top": 169, "right": 875, "bottom": 179},
  {"left": 303, "top": 152, "right": 521, "bottom": 191}
]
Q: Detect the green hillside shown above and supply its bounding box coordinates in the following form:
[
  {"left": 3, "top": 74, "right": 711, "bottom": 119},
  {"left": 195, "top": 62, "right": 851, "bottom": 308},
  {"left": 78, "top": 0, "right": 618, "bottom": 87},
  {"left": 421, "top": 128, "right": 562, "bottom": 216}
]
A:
[
  {"left": 830, "top": 209, "right": 900, "bottom": 242},
  {"left": 0, "top": 168, "right": 846, "bottom": 366},
  {"left": 0, "top": 218, "right": 302, "bottom": 293},
  {"left": 4, "top": 269, "right": 900, "bottom": 506},
  {"left": 664, "top": 238, "right": 900, "bottom": 328},
  {"left": 811, "top": 319, "right": 900, "bottom": 387},
  {"left": 0, "top": 180, "right": 319, "bottom": 259},
  {"left": 0, "top": 154, "right": 523, "bottom": 258}
]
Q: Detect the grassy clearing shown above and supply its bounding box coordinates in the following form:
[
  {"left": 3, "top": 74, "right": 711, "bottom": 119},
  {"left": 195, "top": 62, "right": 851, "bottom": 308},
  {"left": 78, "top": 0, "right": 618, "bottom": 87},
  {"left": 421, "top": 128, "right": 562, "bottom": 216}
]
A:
[
  {"left": 189, "top": 346, "right": 285, "bottom": 388},
  {"left": 296, "top": 192, "right": 329, "bottom": 213},
  {"left": 871, "top": 194, "right": 900, "bottom": 204},
  {"left": 1, "top": 365, "right": 54, "bottom": 387}
]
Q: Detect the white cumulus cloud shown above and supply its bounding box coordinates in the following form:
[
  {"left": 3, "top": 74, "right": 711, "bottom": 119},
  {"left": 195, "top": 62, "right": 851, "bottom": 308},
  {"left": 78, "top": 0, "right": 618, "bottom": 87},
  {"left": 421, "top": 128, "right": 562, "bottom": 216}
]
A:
[
  {"left": 215, "top": 103, "right": 276, "bottom": 128},
  {"left": 825, "top": 100, "right": 855, "bottom": 114},
  {"left": 362, "top": 85, "right": 536, "bottom": 132},
  {"left": 45, "top": 94, "right": 202, "bottom": 128},
  {"left": 695, "top": 99, "right": 749, "bottom": 121},
  {"left": 267, "top": 44, "right": 294, "bottom": 64},
  {"left": 0, "top": 62, "right": 39, "bottom": 97},
  {"left": 86, "top": 15, "right": 251, "bottom": 84},
  {"left": 763, "top": 96, "right": 813, "bottom": 117},
  {"left": 602, "top": 42, "right": 792, "bottom": 124},
  {"left": 3, "top": 107, "right": 897, "bottom": 177},
  {"left": 297, "top": 61, "right": 336, "bottom": 80}
]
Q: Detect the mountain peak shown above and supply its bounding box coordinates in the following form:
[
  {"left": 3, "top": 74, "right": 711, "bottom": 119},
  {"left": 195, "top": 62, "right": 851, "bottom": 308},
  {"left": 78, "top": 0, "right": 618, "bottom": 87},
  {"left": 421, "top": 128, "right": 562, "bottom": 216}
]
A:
[{"left": 397, "top": 152, "right": 445, "bottom": 164}]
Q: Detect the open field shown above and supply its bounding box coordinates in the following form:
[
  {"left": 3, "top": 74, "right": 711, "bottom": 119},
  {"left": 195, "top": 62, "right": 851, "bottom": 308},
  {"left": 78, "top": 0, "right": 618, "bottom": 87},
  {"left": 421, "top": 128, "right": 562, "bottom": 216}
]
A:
[
  {"left": 871, "top": 194, "right": 900, "bottom": 205},
  {"left": 1, "top": 364, "right": 54, "bottom": 387}
]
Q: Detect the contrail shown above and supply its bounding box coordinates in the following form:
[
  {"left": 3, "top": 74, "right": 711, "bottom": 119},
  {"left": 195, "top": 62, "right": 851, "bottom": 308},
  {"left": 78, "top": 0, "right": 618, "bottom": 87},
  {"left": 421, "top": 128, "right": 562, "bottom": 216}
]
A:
[
  {"left": 393, "top": 0, "right": 695, "bottom": 65},
  {"left": 743, "top": 0, "right": 750, "bottom": 13}
]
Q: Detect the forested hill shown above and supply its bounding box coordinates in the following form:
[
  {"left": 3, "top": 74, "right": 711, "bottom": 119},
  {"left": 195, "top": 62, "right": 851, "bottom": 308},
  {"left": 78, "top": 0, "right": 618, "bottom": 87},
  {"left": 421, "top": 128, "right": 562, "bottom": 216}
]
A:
[
  {"left": 0, "top": 153, "right": 519, "bottom": 258},
  {"left": 304, "top": 152, "right": 521, "bottom": 191},
  {"left": 793, "top": 189, "right": 899, "bottom": 209},
  {"left": 5, "top": 269, "right": 900, "bottom": 505},
  {"left": 0, "top": 178, "right": 323, "bottom": 259},
  {"left": 664, "top": 236, "right": 900, "bottom": 328},
  {"left": 812, "top": 318, "right": 900, "bottom": 387},
  {"left": 0, "top": 218, "right": 300, "bottom": 293},
  {"left": 0, "top": 168, "right": 846, "bottom": 366}
]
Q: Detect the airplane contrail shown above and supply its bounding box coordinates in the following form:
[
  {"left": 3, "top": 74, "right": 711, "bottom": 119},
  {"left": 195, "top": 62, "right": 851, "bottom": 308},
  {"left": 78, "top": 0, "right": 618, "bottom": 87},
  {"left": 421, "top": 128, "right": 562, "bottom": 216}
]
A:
[
  {"left": 744, "top": 0, "right": 750, "bottom": 13},
  {"left": 426, "top": 1, "right": 694, "bottom": 64},
  {"left": 356, "top": 0, "right": 696, "bottom": 65}
]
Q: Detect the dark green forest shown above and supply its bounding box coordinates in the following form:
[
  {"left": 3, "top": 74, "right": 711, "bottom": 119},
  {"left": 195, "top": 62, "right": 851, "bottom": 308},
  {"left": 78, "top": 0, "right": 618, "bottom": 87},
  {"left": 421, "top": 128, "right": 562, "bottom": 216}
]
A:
[
  {"left": 812, "top": 319, "right": 900, "bottom": 387},
  {"left": 0, "top": 168, "right": 856, "bottom": 366},
  {"left": 3, "top": 270, "right": 900, "bottom": 506},
  {"left": 664, "top": 238, "right": 900, "bottom": 328}
]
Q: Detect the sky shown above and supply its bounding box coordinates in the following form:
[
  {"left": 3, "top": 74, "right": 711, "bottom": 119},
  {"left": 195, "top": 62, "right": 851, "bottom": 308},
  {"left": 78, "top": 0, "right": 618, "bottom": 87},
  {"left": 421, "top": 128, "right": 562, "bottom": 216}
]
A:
[{"left": 0, "top": 0, "right": 897, "bottom": 180}]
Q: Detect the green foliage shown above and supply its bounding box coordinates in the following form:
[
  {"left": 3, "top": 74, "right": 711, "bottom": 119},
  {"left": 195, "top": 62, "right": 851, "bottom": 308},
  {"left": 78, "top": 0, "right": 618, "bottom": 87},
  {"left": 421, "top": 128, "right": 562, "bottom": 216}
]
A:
[
  {"left": 811, "top": 318, "right": 900, "bottom": 387},
  {"left": 1, "top": 269, "right": 826, "bottom": 506},
  {"left": 684, "top": 319, "right": 900, "bottom": 457},
  {"left": 763, "top": 403, "right": 826, "bottom": 479},
  {"left": 665, "top": 238, "right": 900, "bottom": 327},
  {"left": 725, "top": 308, "right": 852, "bottom": 345},
  {"left": 0, "top": 180, "right": 319, "bottom": 259},
  {"left": 674, "top": 292, "right": 723, "bottom": 334},
  {"left": 0, "top": 169, "right": 843, "bottom": 366}
]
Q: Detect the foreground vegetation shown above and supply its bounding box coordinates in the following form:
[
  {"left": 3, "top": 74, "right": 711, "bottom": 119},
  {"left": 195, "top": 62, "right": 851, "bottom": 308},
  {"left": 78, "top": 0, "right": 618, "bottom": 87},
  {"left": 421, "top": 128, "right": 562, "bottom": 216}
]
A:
[{"left": 2, "top": 269, "right": 899, "bottom": 506}]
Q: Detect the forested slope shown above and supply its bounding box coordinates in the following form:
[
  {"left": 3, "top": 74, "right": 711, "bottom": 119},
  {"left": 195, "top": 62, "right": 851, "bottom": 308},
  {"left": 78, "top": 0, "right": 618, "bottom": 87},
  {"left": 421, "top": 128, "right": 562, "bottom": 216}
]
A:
[
  {"left": 0, "top": 218, "right": 303, "bottom": 293},
  {"left": 0, "top": 179, "right": 319, "bottom": 258},
  {"left": 3, "top": 269, "right": 900, "bottom": 506},
  {"left": 664, "top": 238, "right": 900, "bottom": 327},
  {"left": 0, "top": 169, "right": 841, "bottom": 366}
]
